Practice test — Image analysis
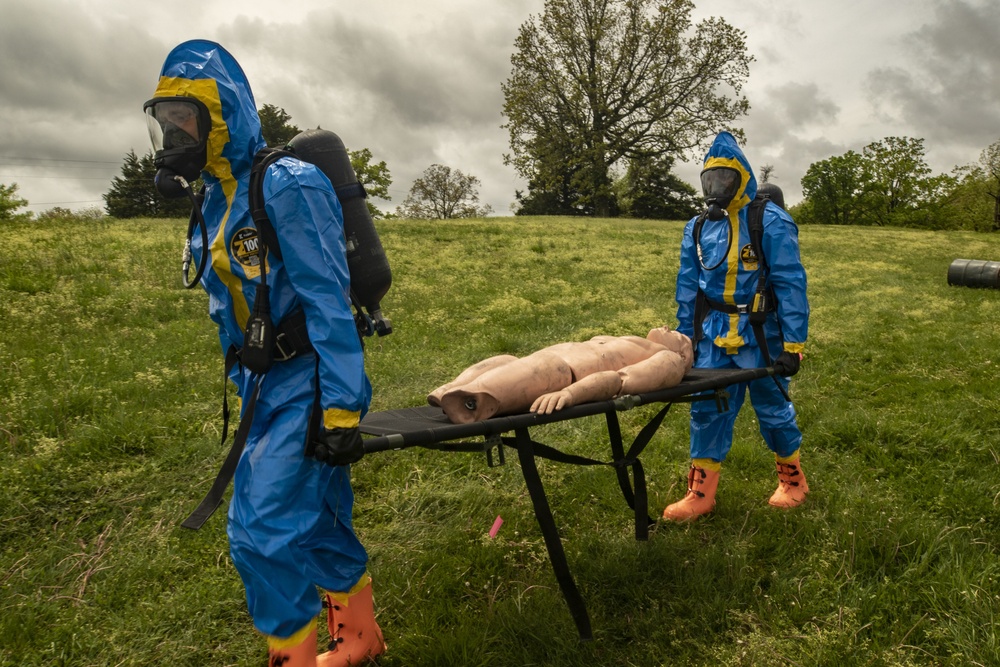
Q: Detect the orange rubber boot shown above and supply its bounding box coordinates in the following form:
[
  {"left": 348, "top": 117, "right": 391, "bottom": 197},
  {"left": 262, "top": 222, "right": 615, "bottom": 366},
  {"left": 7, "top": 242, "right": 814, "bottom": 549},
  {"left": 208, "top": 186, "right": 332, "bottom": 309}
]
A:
[
  {"left": 662, "top": 465, "right": 720, "bottom": 522},
  {"left": 768, "top": 454, "right": 809, "bottom": 508},
  {"left": 318, "top": 580, "right": 386, "bottom": 666},
  {"left": 268, "top": 626, "right": 318, "bottom": 667}
]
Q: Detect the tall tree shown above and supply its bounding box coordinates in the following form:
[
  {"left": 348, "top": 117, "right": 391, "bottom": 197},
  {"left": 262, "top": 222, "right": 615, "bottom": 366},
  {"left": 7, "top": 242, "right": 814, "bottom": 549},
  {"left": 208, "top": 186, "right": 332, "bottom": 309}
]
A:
[
  {"left": 514, "top": 129, "right": 596, "bottom": 215},
  {"left": 398, "top": 164, "right": 493, "bottom": 219},
  {"left": 502, "top": 0, "right": 751, "bottom": 217},
  {"left": 799, "top": 151, "right": 865, "bottom": 225},
  {"left": 259, "top": 104, "right": 301, "bottom": 147},
  {"left": 0, "top": 182, "right": 30, "bottom": 221},
  {"left": 104, "top": 150, "right": 193, "bottom": 218},
  {"left": 349, "top": 148, "right": 393, "bottom": 219},
  {"left": 859, "top": 136, "right": 935, "bottom": 226},
  {"left": 939, "top": 164, "right": 993, "bottom": 232},
  {"left": 978, "top": 137, "right": 1000, "bottom": 231},
  {"left": 618, "top": 153, "right": 700, "bottom": 220}
]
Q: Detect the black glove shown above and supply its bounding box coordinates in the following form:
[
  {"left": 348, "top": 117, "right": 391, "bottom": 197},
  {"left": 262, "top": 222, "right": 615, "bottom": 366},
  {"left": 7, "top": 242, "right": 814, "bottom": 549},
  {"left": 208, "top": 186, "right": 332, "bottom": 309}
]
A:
[
  {"left": 308, "top": 427, "right": 365, "bottom": 467},
  {"left": 772, "top": 351, "right": 801, "bottom": 377}
]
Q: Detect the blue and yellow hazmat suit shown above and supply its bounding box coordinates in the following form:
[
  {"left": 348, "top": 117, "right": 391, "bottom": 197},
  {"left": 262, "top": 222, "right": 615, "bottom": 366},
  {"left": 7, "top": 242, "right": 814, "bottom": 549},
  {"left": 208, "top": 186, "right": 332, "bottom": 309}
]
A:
[
  {"left": 675, "top": 132, "right": 809, "bottom": 465},
  {"left": 149, "top": 41, "right": 372, "bottom": 641}
]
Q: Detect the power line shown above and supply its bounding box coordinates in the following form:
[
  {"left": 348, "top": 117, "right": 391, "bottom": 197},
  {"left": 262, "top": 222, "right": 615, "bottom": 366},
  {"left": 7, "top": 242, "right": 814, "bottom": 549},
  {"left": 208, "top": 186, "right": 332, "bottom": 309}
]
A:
[
  {"left": 0, "top": 155, "right": 122, "bottom": 165},
  {"left": 25, "top": 200, "right": 105, "bottom": 207},
  {"left": 0, "top": 174, "right": 115, "bottom": 181},
  {"left": 0, "top": 164, "right": 119, "bottom": 172}
]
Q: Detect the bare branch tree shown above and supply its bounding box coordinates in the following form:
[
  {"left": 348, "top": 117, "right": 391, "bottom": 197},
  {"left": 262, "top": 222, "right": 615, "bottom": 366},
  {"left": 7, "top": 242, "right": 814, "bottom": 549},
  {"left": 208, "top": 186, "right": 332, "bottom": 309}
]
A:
[{"left": 398, "top": 165, "right": 493, "bottom": 219}]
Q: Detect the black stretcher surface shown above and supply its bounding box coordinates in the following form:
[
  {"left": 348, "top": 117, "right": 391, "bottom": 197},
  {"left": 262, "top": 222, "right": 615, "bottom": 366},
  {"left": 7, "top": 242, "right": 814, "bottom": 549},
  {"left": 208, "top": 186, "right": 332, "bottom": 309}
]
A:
[{"left": 360, "top": 366, "right": 773, "bottom": 640}]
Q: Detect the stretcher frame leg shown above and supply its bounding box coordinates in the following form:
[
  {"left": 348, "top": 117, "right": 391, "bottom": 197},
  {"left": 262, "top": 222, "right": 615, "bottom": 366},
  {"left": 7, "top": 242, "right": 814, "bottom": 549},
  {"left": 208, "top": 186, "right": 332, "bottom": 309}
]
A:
[{"left": 512, "top": 426, "right": 594, "bottom": 641}]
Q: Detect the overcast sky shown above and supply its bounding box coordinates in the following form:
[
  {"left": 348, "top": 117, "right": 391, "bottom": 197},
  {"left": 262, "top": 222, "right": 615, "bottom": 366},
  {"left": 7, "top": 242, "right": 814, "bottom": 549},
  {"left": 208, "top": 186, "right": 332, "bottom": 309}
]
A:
[{"left": 2, "top": 0, "right": 999, "bottom": 216}]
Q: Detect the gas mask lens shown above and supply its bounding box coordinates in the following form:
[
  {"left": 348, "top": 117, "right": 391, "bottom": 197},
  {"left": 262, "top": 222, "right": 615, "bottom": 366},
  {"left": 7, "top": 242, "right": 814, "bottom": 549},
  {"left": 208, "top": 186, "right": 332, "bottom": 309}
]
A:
[
  {"left": 142, "top": 96, "right": 210, "bottom": 197},
  {"left": 700, "top": 167, "right": 741, "bottom": 207},
  {"left": 144, "top": 99, "right": 204, "bottom": 151},
  {"left": 700, "top": 166, "right": 742, "bottom": 221}
]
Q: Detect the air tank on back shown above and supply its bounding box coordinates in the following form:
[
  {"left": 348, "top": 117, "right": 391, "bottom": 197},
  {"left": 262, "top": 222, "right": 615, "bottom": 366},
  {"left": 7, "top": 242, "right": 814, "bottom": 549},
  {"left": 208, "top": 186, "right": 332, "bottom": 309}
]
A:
[
  {"left": 287, "top": 128, "right": 393, "bottom": 336},
  {"left": 757, "top": 182, "right": 785, "bottom": 210}
]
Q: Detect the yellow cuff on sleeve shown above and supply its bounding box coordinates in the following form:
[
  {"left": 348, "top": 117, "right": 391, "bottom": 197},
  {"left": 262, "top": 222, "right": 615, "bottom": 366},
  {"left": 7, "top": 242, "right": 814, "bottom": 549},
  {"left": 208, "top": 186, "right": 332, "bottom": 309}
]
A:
[
  {"left": 783, "top": 342, "right": 805, "bottom": 355},
  {"left": 324, "top": 408, "right": 360, "bottom": 430}
]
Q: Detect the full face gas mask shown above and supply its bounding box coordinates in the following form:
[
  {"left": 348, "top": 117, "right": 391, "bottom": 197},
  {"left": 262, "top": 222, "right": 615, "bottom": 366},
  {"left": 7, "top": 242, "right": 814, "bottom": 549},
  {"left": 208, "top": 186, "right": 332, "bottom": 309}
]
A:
[
  {"left": 144, "top": 96, "right": 212, "bottom": 288},
  {"left": 143, "top": 97, "right": 211, "bottom": 198},
  {"left": 699, "top": 166, "right": 742, "bottom": 221}
]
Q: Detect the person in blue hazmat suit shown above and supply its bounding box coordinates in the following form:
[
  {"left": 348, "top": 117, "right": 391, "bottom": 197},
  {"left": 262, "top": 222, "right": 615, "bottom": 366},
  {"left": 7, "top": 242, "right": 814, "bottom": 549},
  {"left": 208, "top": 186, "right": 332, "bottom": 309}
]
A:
[
  {"left": 143, "top": 40, "right": 386, "bottom": 665},
  {"left": 662, "top": 131, "right": 810, "bottom": 522}
]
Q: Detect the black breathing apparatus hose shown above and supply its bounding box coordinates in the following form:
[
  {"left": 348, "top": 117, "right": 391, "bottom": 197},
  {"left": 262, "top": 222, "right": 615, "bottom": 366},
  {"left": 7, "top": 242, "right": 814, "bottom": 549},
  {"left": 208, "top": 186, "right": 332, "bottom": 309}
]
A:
[
  {"left": 693, "top": 211, "right": 733, "bottom": 272},
  {"left": 178, "top": 176, "right": 209, "bottom": 289}
]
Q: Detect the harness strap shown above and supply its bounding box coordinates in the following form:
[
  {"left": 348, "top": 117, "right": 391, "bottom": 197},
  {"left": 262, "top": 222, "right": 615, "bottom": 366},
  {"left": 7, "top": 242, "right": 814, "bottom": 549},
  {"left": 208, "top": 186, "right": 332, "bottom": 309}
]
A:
[
  {"left": 249, "top": 148, "right": 294, "bottom": 262},
  {"left": 334, "top": 181, "right": 367, "bottom": 202},
  {"left": 220, "top": 345, "right": 239, "bottom": 446},
  {"left": 703, "top": 296, "right": 774, "bottom": 315},
  {"left": 751, "top": 200, "right": 775, "bottom": 303},
  {"left": 181, "top": 372, "right": 264, "bottom": 530},
  {"left": 697, "top": 293, "right": 775, "bottom": 365},
  {"left": 182, "top": 310, "right": 314, "bottom": 531},
  {"left": 273, "top": 308, "right": 313, "bottom": 361},
  {"left": 606, "top": 404, "right": 672, "bottom": 541}
]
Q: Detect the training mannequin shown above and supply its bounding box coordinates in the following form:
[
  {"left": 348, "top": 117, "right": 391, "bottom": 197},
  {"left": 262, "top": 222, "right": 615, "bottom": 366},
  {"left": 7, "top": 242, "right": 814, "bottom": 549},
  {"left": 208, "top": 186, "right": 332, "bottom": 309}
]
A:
[{"left": 429, "top": 326, "right": 693, "bottom": 424}]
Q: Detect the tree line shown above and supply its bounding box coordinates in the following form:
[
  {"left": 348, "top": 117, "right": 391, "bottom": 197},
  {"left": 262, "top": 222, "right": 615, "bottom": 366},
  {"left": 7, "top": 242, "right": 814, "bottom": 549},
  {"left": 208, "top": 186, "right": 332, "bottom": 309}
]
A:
[
  {"left": 790, "top": 136, "right": 1000, "bottom": 232},
  {"left": 2, "top": 0, "right": 998, "bottom": 229}
]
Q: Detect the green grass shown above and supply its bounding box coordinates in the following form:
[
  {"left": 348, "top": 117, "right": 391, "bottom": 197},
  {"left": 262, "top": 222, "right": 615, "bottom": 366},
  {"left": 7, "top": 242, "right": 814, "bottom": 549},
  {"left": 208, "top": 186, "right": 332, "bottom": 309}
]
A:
[{"left": 1, "top": 216, "right": 999, "bottom": 666}]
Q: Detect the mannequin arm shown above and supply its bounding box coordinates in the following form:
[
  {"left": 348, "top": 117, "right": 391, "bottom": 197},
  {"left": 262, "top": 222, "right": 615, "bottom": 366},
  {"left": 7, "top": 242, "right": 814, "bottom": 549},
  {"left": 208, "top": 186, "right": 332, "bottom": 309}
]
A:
[
  {"left": 531, "top": 371, "right": 623, "bottom": 414},
  {"left": 618, "top": 350, "right": 687, "bottom": 395}
]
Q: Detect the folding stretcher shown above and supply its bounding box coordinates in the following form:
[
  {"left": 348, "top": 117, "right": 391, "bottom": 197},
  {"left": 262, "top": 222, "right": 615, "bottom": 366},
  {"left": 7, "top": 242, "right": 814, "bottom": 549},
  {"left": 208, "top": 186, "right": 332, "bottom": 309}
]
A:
[{"left": 360, "top": 366, "right": 773, "bottom": 640}]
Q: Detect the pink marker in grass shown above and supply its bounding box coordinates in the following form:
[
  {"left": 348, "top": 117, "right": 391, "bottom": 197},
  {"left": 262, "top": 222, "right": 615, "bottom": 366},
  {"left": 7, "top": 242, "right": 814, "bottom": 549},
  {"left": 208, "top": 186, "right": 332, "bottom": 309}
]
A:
[{"left": 489, "top": 515, "right": 503, "bottom": 538}]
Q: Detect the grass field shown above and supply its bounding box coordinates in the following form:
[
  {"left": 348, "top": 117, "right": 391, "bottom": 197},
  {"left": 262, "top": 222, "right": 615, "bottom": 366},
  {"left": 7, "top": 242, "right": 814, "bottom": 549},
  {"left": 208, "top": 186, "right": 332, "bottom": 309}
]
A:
[{"left": 1, "top": 215, "right": 998, "bottom": 666}]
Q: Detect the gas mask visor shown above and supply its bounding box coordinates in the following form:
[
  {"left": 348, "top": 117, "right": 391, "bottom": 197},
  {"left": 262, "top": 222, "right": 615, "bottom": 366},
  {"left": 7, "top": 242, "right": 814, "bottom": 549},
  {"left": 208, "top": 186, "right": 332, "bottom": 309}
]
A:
[
  {"left": 143, "top": 97, "right": 211, "bottom": 194},
  {"left": 700, "top": 166, "right": 742, "bottom": 210},
  {"left": 144, "top": 97, "right": 209, "bottom": 152}
]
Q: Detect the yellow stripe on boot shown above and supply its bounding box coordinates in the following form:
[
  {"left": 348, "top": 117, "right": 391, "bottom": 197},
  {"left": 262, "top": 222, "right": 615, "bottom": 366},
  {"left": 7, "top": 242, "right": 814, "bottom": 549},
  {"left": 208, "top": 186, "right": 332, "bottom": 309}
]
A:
[{"left": 324, "top": 572, "right": 371, "bottom": 607}]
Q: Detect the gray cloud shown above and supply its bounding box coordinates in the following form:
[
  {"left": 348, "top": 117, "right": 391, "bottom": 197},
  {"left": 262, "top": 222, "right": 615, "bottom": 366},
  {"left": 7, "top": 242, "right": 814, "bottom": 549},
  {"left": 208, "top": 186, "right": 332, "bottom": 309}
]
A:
[
  {"left": 866, "top": 0, "right": 1000, "bottom": 165},
  {"left": 212, "top": 8, "right": 527, "bottom": 210},
  {"left": 0, "top": 3, "right": 160, "bottom": 113},
  {"left": 743, "top": 82, "right": 840, "bottom": 153},
  {"left": 0, "top": 1, "right": 172, "bottom": 207},
  {"left": 768, "top": 82, "right": 839, "bottom": 129},
  {"left": 2, "top": 0, "right": 996, "bottom": 214}
]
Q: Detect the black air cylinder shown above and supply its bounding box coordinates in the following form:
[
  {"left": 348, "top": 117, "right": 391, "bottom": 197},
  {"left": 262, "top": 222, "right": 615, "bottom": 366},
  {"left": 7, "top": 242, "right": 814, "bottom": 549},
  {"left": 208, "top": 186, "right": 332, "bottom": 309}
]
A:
[
  {"left": 287, "top": 129, "right": 393, "bottom": 334},
  {"left": 756, "top": 183, "right": 785, "bottom": 210},
  {"left": 947, "top": 259, "right": 1000, "bottom": 289}
]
